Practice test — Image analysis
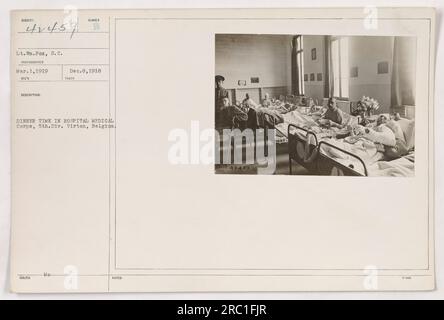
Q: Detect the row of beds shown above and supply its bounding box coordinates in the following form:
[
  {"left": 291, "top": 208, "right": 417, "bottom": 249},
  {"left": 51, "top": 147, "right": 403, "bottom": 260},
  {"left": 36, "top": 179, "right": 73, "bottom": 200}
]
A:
[
  {"left": 281, "top": 121, "right": 370, "bottom": 176},
  {"left": 277, "top": 104, "right": 415, "bottom": 176},
  {"left": 218, "top": 98, "right": 415, "bottom": 177}
]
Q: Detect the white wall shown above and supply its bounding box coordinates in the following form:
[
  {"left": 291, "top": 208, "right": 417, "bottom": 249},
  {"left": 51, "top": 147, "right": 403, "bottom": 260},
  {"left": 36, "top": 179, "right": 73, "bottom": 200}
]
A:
[
  {"left": 303, "top": 35, "right": 326, "bottom": 104},
  {"left": 348, "top": 36, "right": 394, "bottom": 113},
  {"left": 302, "top": 35, "right": 417, "bottom": 114},
  {"left": 215, "top": 34, "right": 292, "bottom": 102}
]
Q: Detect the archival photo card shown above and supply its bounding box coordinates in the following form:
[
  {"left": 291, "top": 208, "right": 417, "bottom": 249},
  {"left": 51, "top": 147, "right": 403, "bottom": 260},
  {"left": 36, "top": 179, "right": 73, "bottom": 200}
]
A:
[{"left": 10, "top": 7, "right": 435, "bottom": 293}]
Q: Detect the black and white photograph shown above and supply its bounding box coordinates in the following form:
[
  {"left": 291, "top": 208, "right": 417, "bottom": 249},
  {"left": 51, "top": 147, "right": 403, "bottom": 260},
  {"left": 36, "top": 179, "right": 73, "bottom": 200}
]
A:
[
  {"left": 215, "top": 34, "right": 416, "bottom": 176},
  {"left": 2, "top": 5, "right": 438, "bottom": 298}
]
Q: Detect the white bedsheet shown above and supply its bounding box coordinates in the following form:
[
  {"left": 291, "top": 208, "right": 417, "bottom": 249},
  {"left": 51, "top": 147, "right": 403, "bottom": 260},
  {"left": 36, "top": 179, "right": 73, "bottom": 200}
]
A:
[
  {"left": 319, "top": 137, "right": 384, "bottom": 175},
  {"left": 368, "top": 157, "right": 415, "bottom": 177}
]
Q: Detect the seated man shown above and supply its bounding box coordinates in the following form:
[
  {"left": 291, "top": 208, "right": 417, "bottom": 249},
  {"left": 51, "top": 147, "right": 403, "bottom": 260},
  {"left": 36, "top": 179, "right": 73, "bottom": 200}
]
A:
[
  {"left": 319, "top": 97, "right": 343, "bottom": 127},
  {"left": 215, "top": 75, "right": 229, "bottom": 126},
  {"left": 242, "top": 93, "right": 259, "bottom": 110},
  {"left": 261, "top": 93, "right": 272, "bottom": 107},
  {"left": 218, "top": 97, "right": 231, "bottom": 126},
  {"left": 241, "top": 94, "right": 259, "bottom": 129}
]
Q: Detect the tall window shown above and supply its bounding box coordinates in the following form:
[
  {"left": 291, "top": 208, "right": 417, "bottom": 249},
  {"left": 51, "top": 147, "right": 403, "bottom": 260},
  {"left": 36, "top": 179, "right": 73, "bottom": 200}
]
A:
[
  {"left": 330, "top": 37, "right": 349, "bottom": 99},
  {"left": 292, "top": 35, "right": 304, "bottom": 96}
]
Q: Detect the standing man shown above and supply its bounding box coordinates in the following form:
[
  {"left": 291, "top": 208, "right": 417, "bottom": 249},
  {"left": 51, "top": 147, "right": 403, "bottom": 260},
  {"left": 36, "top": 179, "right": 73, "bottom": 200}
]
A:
[{"left": 215, "top": 75, "right": 229, "bottom": 127}]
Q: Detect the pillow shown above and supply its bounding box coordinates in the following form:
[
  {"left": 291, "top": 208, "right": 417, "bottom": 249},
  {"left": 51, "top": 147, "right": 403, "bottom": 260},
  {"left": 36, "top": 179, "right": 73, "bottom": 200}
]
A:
[
  {"left": 397, "top": 118, "right": 415, "bottom": 150},
  {"left": 386, "top": 120, "right": 405, "bottom": 143},
  {"left": 365, "top": 125, "right": 396, "bottom": 147}
]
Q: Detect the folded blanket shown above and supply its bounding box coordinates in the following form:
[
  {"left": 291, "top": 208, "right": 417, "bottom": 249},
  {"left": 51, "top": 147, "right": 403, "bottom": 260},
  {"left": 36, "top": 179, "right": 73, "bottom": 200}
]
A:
[
  {"left": 255, "top": 107, "right": 284, "bottom": 128},
  {"left": 282, "top": 110, "right": 318, "bottom": 128}
]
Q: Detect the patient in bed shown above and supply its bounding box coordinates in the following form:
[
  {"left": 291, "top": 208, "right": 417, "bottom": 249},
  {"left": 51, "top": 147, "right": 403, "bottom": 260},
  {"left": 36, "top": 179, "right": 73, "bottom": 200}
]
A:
[
  {"left": 342, "top": 115, "right": 392, "bottom": 156},
  {"left": 384, "top": 119, "right": 410, "bottom": 160},
  {"left": 350, "top": 115, "right": 409, "bottom": 159},
  {"left": 242, "top": 93, "right": 259, "bottom": 110},
  {"left": 219, "top": 98, "right": 249, "bottom": 128},
  {"left": 359, "top": 115, "right": 396, "bottom": 147},
  {"left": 319, "top": 98, "right": 344, "bottom": 128},
  {"left": 261, "top": 93, "right": 272, "bottom": 107}
]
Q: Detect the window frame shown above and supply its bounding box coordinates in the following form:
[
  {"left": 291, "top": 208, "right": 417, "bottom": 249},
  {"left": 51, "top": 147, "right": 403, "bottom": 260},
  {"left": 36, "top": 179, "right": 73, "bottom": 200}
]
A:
[
  {"left": 330, "top": 36, "right": 349, "bottom": 101},
  {"left": 294, "top": 35, "right": 305, "bottom": 96}
]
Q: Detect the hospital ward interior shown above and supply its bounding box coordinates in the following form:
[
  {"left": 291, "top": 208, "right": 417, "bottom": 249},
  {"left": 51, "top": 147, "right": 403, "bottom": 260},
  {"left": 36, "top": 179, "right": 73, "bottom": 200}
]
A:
[{"left": 214, "top": 34, "right": 416, "bottom": 176}]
